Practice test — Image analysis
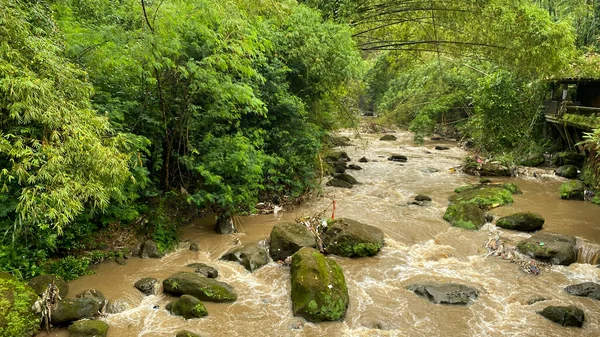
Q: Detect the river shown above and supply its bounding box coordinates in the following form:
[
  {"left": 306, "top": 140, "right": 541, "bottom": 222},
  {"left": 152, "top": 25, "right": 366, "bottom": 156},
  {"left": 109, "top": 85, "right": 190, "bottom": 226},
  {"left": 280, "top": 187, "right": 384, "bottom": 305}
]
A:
[{"left": 38, "top": 130, "right": 600, "bottom": 337}]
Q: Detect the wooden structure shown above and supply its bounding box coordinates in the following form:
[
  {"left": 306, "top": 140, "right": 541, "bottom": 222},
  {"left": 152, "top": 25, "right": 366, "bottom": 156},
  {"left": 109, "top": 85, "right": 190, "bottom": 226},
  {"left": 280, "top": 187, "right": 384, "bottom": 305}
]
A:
[{"left": 545, "top": 78, "right": 600, "bottom": 149}]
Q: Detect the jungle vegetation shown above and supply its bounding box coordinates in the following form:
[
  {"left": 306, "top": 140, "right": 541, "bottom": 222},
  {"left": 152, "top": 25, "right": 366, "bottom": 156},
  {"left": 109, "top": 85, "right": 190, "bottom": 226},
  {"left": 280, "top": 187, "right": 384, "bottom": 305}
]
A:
[{"left": 1, "top": 0, "right": 600, "bottom": 279}]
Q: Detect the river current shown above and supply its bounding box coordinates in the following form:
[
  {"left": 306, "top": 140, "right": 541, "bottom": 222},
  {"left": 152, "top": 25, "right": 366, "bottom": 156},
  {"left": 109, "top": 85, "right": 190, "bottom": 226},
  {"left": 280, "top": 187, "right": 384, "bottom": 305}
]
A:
[{"left": 39, "top": 130, "right": 600, "bottom": 337}]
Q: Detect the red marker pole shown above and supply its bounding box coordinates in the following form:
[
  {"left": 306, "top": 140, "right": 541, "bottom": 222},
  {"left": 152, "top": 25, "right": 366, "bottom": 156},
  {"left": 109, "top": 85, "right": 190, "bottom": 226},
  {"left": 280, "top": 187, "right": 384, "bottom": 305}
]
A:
[{"left": 331, "top": 200, "right": 336, "bottom": 220}]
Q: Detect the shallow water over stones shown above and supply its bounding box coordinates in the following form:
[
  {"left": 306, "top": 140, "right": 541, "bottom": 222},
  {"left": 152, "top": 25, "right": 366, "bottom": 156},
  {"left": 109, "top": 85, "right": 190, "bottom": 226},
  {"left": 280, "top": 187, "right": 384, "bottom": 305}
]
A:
[{"left": 38, "top": 131, "right": 600, "bottom": 337}]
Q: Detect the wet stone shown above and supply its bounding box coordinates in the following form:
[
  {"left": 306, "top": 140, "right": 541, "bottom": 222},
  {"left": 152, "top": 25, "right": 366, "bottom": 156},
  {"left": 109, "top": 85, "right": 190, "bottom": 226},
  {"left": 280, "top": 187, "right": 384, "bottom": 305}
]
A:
[
  {"left": 564, "top": 282, "right": 600, "bottom": 300},
  {"left": 380, "top": 134, "right": 397, "bottom": 141},
  {"left": 358, "top": 157, "right": 369, "bottom": 163},
  {"left": 388, "top": 155, "right": 408, "bottom": 162},
  {"left": 134, "top": 277, "right": 159, "bottom": 296},
  {"left": 434, "top": 146, "right": 450, "bottom": 150},
  {"left": 406, "top": 283, "right": 479, "bottom": 305},
  {"left": 189, "top": 242, "right": 200, "bottom": 252},
  {"left": 539, "top": 305, "right": 584, "bottom": 327},
  {"left": 186, "top": 263, "right": 219, "bottom": 278}
]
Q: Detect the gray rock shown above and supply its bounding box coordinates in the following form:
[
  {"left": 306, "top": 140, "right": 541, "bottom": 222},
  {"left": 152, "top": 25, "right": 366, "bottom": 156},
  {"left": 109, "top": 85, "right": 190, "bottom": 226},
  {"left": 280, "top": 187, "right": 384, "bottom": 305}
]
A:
[
  {"left": 186, "top": 263, "right": 219, "bottom": 278},
  {"left": 114, "top": 256, "right": 127, "bottom": 265},
  {"left": 358, "top": 157, "right": 369, "bottom": 163},
  {"left": 516, "top": 232, "right": 576, "bottom": 266},
  {"left": 166, "top": 295, "right": 208, "bottom": 319},
  {"left": 269, "top": 222, "right": 316, "bottom": 261},
  {"left": 134, "top": 277, "right": 159, "bottom": 296},
  {"left": 106, "top": 299, "right": 129, "bottom": 314},
  {"left": 495, "top": 212, "right": 545, "bottom": 232},
  {"left": 380, "top": 135, "right": 397, "bottom": 141},
  {"left": 388, "top": 155, "right": 407, "bottom": 162},
  {"left": 189, "top": 242, "right": 200, "bottom": 252},
  {"left": 564, "top": 282, "right": 600, "bottom": 300},
  {"left": 176, "top": 330, "right": 202, "bottom": 337},
  {"left": 220, "top": 244, "right": 269, "bottom": 272},
  {"left": 434, "top": 146, "right": 450, "bottom": 150},
  {"left": 140, "top": 240, "right": 165, "bottom": 258},
  {"left": 326, "top": 178, "right": 353, "bottom": 189},
  {"left": 406, "top": 283, "right": 479, "bottom": 305},
  {"left": 68, "top": 320, "right": 109, "bottom": 337},
  {"left": 215, "top": 215, "right": 237, "bottom": 234},
  {"left": 348, "top": 164, "right": 362, "bottom": 170},
  {"left": 28, "top": 274, "right": 69, "bottom": 299},
  {"left": 163, "top": 272, "right": 237, "bottom": 302},
  {"left": 414, "top": 194, "right": 432, "bottom": 202},
  {"left": 322, "top": 218, "right": 384, "bottom": 257},
  {"left": 325, "top": 151, "right": 350, "bottom": 162},
  {"left": 75, "top": 289, "right": 105, "bottom": 306},
  {"left": 538, "top": 305, "right": 584, "bottom": 327},
  {"left": 334, "top": 173, "right": 359, "bottom": 185}
]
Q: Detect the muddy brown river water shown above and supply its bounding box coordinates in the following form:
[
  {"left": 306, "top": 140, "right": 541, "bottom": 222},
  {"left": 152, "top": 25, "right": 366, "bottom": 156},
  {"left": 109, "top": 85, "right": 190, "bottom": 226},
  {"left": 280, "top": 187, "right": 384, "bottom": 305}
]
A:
[{"left": 38, "top": 131, "right": 600, "bottom": 337}]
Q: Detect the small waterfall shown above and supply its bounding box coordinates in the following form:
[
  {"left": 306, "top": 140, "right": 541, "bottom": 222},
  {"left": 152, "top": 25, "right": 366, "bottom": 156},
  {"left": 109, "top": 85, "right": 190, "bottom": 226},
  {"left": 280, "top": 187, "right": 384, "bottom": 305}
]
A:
[{"left": 576, "top": 238, "right": 600, "bottom": 265}]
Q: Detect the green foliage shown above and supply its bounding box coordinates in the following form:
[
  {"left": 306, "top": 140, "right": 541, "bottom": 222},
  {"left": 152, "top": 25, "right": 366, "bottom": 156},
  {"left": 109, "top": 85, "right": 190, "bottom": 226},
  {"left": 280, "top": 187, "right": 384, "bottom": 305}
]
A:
[
  {"left": 0, "top": 272, "right": 41, "bottom": 337},
  {"left": 43, "top": 256, "right": 92, "bottom": 281}
]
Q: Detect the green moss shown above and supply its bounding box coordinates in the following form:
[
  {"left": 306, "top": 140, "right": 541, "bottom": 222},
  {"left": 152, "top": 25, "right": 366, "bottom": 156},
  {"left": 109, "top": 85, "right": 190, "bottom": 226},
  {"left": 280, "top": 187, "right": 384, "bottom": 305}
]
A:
[
  {"left": 443, "top": 203, "right": 486, "bottom": 230},
  {"left": 291, "top": 248, "right": 348, "bottom": 322},
  {"left": 0, "top": 272, "right": 41, "bottom": 337},
  {"left": 560, "top": 181, "right": 584, "bottom": 200},
  {"left": 449, "top": 186, "right": 514, "bottom": 209},
  {"left": 501, "top": 183, "right": 522, "bottom": 194},
  {"left": 68, "top": 320, "right": 109, "bottom": 337}
]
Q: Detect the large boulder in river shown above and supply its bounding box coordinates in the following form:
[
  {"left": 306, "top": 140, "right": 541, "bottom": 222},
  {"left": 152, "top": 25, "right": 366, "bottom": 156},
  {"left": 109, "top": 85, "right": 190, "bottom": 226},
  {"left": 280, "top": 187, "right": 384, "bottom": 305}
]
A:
[
  {"left": 140, "top": 239, "right": 165, "bottom": 258},
  {"left": 334, "top": 173, "right": 359, "bottom": 185},
  {"left": 463, "top": 160, "right": 511, "bottom": 177},
  {"left": 564, "top": 282, "right": 600, "bottom": 300},
  {"left": 406, "top": 283, "right": 479, "bottom": 305},
  {"left": 449, "top": 185, "right": 514, "bottom": 210},
  {"left": 516, "top": 232, "right": 576, "bottom": 266},
  {"left": 325, "top": 151, "right": 350, "bottom": 162},
  {"left": 496, "top": 212, "right": 544, "bottom": 232},
  {"left": 290, "top": 248, "right": 349, "bottom": 322},
  {"left": 380, "top": 134, "right": 397, "bottom": 141},
  {"left": 269, "top": 222, "right": 316, "bottom": 261},
  {"left": 134, "top": 277, "right": 159, "bottom": 296},
  {"left": 538, "top": 305, "right": 584, "bottom": 327},
  {"left": 443, "top": 203, "right": 486, "bottom": 230},
  {"left": 560, "top": 181, "right": 584, "bottom": 200},
  {"left": 51, "top": 298, "right": 102, "bottom": 324},
  {"left": 163, "top": 272, "right": 237, "bottom": 302},
  {"left": 166, "top": 294, "right": 208, "bottom": 319},
  {"left": 68, "top": 319, "right": 109, "bottom": 337},
  {"left": 0, "top": 272, "right": 41, "bottom": 337},
  {"left": 220, "top": 244, "right": 269, "bottom": 272},
  {"left": 322, "top": 218, "right": 384, "bottom": 257},
  {"left": 555, "top": 165, "right": 579, "bottom": 179},
  {"left": 27, "top": 274, "right": 69, "bottom": 299},
  {"left": 326, "top": 178, "right": 353, "bottom": 189}
]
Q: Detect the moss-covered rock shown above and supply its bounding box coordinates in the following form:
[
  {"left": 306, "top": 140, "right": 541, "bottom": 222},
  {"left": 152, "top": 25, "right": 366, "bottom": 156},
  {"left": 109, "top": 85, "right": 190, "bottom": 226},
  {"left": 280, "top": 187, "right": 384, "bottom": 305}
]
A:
[
  {"left": 290, "top": 248, "right": 348, "bottom": 322},
  {"left": 326, "top": 178, "right": 353, "bottom": 189},
  {"left": 516, "top": 232, "right": 576, "bottom": 266},
  {"left": 27, "top": 274, "right": 69, "bottom": 299},
  {"left": 519, "top": 153, "right": 545, "bottom": 167},
  {"left": 379, "top": 134, "right": 397, "bottom": 141},
  {"left": 553, "top": 151, "right": 585, "bottom": 167},
  {"left": 325, "top": 151, "right": 350, "bottom": 162},
  {"left": 448, "top": 186, "right": 514, "bottom": 210},
  {"left": 496, "top": 212, "right": 544, "bottom": 232},
  {"left": 322, "top": 218, "right": 384, "bottom": 257},
  {"left": 269, "top": 222, "right": 316, "bottom": 261},
  {"left": 463, "top": 159, "right": 511, "bottom": 177},
  {"left": 555, "top": 165, "right": 579, "bottom": 179},
  {"left": 51, "top": 298, "right": 102, "bottom": 325},
  {"left": 0, "top": 272, "right": 41, "bottom": 337},
  {"left": 538, "top": 305, "right": 584, "bottom": 327},
  {"left": 220, "top": 244, "right": 269, "bottom": 272},
  {"left": 334, "top": 173, "right": 359, "bottom": 185},
  {"left": 501, "top": 183, "right": 523, "bottom": 194},
  {"left": 166, "top": 295, "right": 208, "bottom": 319},
  {"left": 443, "top": 203, "right": 486, "bottom": 230},
  {"left": 68, "top": 319, "right": 109, "bottom": 337},
  {"left": 163, "top": 272, "right": 237, "bottom": 302},
  {"left": 560, "top": 180, "right": 584, "bottom": 200}
]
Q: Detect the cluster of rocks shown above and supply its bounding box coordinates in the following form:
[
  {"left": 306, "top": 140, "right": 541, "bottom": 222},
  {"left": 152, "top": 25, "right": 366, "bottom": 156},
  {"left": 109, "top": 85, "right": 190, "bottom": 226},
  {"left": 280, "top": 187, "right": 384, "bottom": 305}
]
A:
[
  {"left": 269, "top": 218, "right": 384, "bottom": 322},
  {"left": 324, "top": 151, "right": 362, "bottom": 188}
]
